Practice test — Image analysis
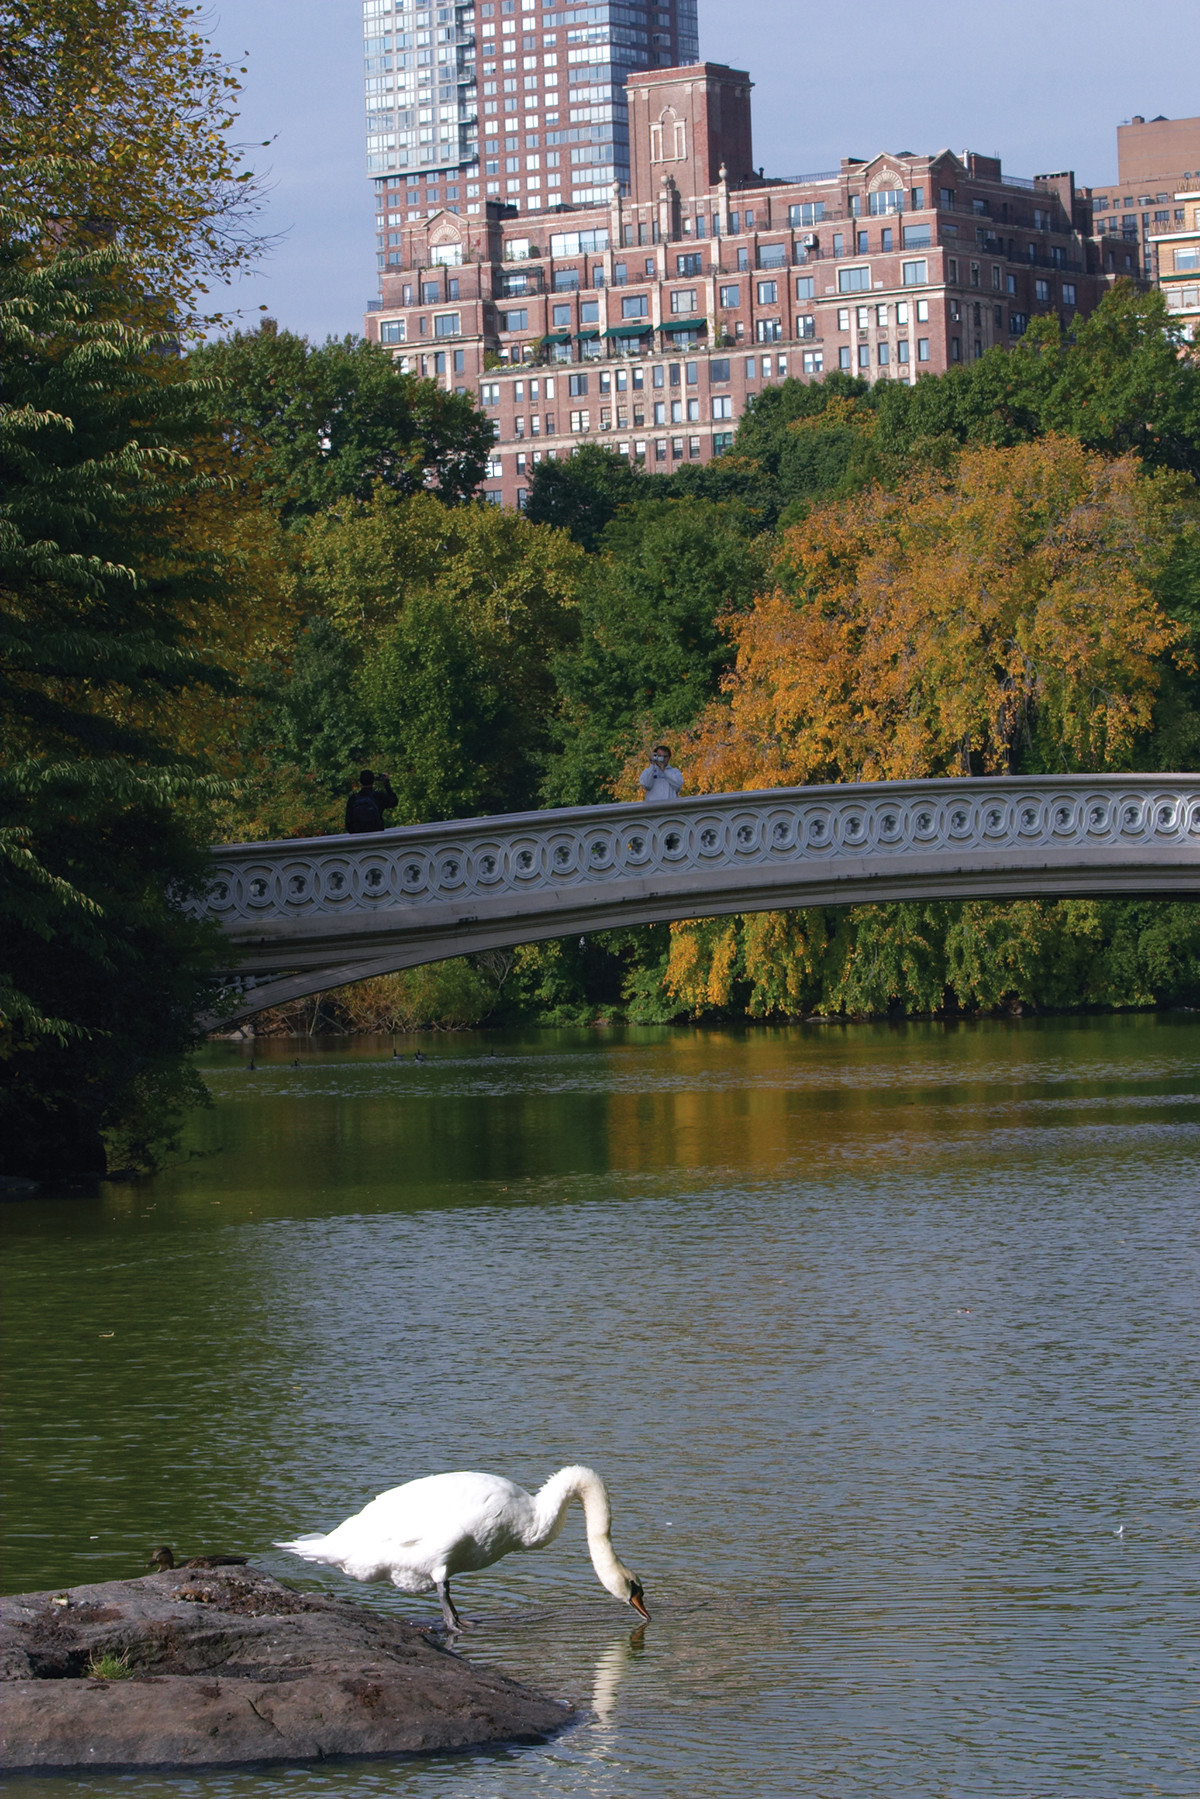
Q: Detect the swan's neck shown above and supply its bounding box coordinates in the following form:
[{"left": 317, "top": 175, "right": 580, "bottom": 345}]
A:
[{"left": 529, "top": 1465, "right": 625, "bottom": 1589}]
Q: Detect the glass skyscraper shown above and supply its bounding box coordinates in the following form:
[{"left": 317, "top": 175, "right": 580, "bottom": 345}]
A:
[{"left": 366, "top": 0, "right": 699, "bottom": 274}]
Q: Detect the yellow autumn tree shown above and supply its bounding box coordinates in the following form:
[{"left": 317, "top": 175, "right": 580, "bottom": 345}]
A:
[
  {"left": 660, "top": 437, "right": 1195, "bottom": 1017},
  {"left": 683, "top": 437, "right": 1188, "bottom": 794},
  {"left": 1, "top": 0, "right": 267, "bottom": 322}
]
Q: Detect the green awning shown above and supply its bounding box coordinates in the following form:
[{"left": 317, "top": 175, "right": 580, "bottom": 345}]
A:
[
  {"left": 605, "top": 320, "right": 652, "bottom": 337},
  {"left": 661, "top": 317, "right": 708, "bottom": 332},
  {"left": 574, "top": 327, "right": 600, "bottom": 339},
  {"left": 543, "top": 330, "right": 572, "bottom": 342}
]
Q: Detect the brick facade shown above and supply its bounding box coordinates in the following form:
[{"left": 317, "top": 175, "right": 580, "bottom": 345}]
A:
[{"left": 366, "top": 60, "right": 1126, "bottom": 509}]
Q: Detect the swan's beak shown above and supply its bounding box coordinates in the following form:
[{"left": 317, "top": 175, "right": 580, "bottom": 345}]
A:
[{"left": 629, "top": 1589, "right": 651, "bottom": 1620}]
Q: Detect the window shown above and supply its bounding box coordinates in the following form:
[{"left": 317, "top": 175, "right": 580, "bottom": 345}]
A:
[
  {"left": 551, "top": 302, "right": 571, "bottom": 327},
  {"left": 453, "top": 349, "right": 465, "bottom": 373},
  {"left": 653, "top": 400, "right": 666, "bottom": 425},
  {"left": 1035, "top": 278, "right": 1050, "bottom": 303},
  {"left": 686, "top": 362, "right": 698, "bottom": 386},
  {"left": 877, "top": 342, "right": 890, "bottom": 366},
  {"left": 802, "top": 350, "right": 823, "bottom": 374},
  {"left": 918, "top": 338, "right": 930, "bottom": 361},
  {"left": 876, "top": 305, "right": 889, "bottom": 327},
  {"left": 422, "top": 281, "right": 440, "bottom": 303},
  {"left": 902, "top": 260, "right": 928, "bottom": 286},
  {"left": 1009, "top": 312, "right": 1028, "bottom": 335},
  {"left": 713, "top": 431, "right": 734, "bottom": 455},
  {"left": 939, "top": 187, "right": 955, "bottom": 208},
  {"left": 676, "top": 252, "right": 703, "bottom": 277},
  {"left": 857, "top": 344, "right": 870, "bottom": 369},
  {"left": 719, "top": 284, "right": 740, "bottom": 308},
  {"left": 1062, "top": 282, "right": 1077, "bottom": 307},
  {"left": 485, "top": 454, "right": 503, "bottom": 478},
  {"left": 621, "top": 293, "right": 649, "bottom": 318},
  {"left": 949, "top": 336, "right": 960, "bottom": 361},
  {"left": 671, "top": 288, "right": 697, "bottom": 313},
  {"left": 549, "top": 227, "right": 608, "bottom": 257},
  {"left": 789, "top": 202, "right": 826, "bottom": 228},
  {"left": 671, "top": 437, "right": 684, "bottom": 458},
  {"left": 838, "top": 266, "right": 871, "bottom": 293},
  {"left": 553, "top": 269, "right": 579, "bottom": 291},
  {"left": 902, "top": 224, "right": 931, "bottom": 249},
  {"left": 916, "top": 299, "right": 930, "bottom": 322},
  {"left": 737, "top": 247, "right": 749, "bottom": 271},
  {"left": 502, "top": 307, "right": 528, "bottom": 331},
  {"left": 839, "top": 345, "right": 852, "bottom": 370},
  {"left": 434, "top": 312, "right": 460, "bottom": 336},
  {"left": 757, "top": 280, "right": 778, "bottom": 304},
  {"left": 711, "top": 395, "right": 734, "bottom": 419},
  {"left": 911, "top": 186, "right": 924, "bottom": 209},
  {"left": 481, "top": 382, "right": 500, "bottom": 406},
  {"left": 1174, "top": 247, "right": 1200, "bottom": 272},
  {"left": 832, "top": 234, "right": 844, "bottom": 258},
  {"left": 868, "top": 190, "right": 904, "bottom": 216},
  {"left": 569, "top": 409, "right": 589, "bottom": 431},
  {"left": 579, "top": 300, "right": 599, "bottom": 323},
  {"left": 880, "top": 228, "right": 893, "bottom": 252},
  {"left": 837, "top": 307, "right": 850, "bottom": 331},
  {"left": 796, "top": 276, "right": 815, "bottom": 300},
  {"left": 796, "top": 315, "right": 815, "bottom": 339},
  {"left": 755, "top": 318, "right": 782, "bottom": 342},
  {"left": 897, "top": 341, "right": 910, "bottom": 364},
  {"left": 380, "top": 320, "right": 406, "bottom": 343},
  {"left": 856, "top": 231, "right": 869, "bottom": 254},
  {"left": 568, "top": 372, "right": 587, "bottom": 396},
  {"left": 757, "top": 243, "right": 787, "bottom": 268},
  {"left": 947, "top": 258, "right": 958, "bottom": 283}
]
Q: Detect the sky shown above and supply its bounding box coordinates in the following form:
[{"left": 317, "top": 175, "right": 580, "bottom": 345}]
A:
[{"left": 203, "top": 0, "right": 1199, "bottom": 342}]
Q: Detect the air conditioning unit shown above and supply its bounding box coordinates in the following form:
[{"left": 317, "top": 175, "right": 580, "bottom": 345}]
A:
[{"left": 802, "top": 233, "right": 819, "bottom": 248}]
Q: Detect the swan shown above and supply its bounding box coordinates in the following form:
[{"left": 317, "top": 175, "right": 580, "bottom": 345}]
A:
[{"left": 276, "top": 1464, "right": 649, "bottom": 1632}]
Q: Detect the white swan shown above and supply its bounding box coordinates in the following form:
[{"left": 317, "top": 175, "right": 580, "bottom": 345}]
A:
[{"left": 276, "top": 1464, "right": 650, "bottom": 1631}]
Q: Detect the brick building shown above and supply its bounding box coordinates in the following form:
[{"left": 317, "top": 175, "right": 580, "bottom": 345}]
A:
[
  {"left": 366, "top": 60, "right": 1122, "bottom": 509},
  {"left": 1149, "top": 180, "right": 1200, "bottom": 344},
  {"left": 1084, "top": 113, "right": 1200, "bottom": 279}
]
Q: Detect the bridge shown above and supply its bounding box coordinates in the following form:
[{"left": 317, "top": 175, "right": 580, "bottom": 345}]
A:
[{"left": 197, "top": 775, "right": 1200, "bottom": 1025}]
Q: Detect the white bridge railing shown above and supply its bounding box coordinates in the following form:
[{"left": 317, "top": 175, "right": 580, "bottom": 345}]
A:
[{"left": 197, "top": 775, "right": 1200, "bottom": 1024}]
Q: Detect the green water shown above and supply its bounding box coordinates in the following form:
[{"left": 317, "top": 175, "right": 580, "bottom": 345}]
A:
[{"left": 2, "top": 1016, "right": 1198, "bottom": 1797}]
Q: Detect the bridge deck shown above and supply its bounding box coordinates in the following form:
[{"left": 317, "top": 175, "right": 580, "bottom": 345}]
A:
[{"left": 196, "top": 776, "right": 1200, "bottom": 1024}]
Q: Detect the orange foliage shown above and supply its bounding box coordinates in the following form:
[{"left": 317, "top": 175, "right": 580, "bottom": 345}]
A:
[{"left": 680, "top": 438, "right": 1188, "bottom": 794}]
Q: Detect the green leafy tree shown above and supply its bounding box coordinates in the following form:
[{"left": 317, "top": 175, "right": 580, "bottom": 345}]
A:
[
  {"left": 0, "top": 225, "right": 229, "bottom": 1178},
  {"left": 544, "top": 497, "right": 769, "bottom": 803},
  {"left": 298, "top": 490, "right": 582, "bottom": 821},
  {"left": 523, "top": 442, "right": 661, "bottom": 550},
  {"left": 191, "top": 322, "right": 495, "bottom": 522}
]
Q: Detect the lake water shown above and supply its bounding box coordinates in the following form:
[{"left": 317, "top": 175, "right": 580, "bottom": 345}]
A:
[{"left": 3, "top": 1017, "right": 1198, "bottom": 1799}]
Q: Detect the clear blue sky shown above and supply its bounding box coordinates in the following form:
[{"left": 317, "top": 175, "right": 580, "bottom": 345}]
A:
[{"left": 205, "top": 0, "right": 1199, "bottom": 341}]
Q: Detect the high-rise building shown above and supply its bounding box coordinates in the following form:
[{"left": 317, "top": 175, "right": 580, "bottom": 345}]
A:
[
  {"left": 365, "top": 0, "right": 700, "bottom": 290},
  {"left": 366, "top": 59, "right": 1124, "bottom": 510}
]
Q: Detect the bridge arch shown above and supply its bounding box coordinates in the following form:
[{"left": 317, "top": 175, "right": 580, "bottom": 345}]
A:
[{"left": 197, "top": 775, "right": 1200, "bottom": 1027}]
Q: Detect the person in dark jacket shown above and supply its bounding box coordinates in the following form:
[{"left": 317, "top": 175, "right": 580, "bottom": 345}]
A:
[{"left": 345, "top": 769, "right": 398, "bottom": 834}]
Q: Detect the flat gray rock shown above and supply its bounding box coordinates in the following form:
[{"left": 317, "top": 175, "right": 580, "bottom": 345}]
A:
[{"left": 0, "top": 1566, "right": 571, "bottom": 1770}]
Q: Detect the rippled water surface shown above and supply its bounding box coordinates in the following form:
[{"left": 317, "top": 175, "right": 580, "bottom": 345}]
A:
[{"left": 3, "top": 1016, "right": 1198, "bottom": 1798}]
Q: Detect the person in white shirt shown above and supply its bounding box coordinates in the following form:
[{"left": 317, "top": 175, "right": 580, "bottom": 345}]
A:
[{"left": 638, "top": 744, "right": 684, "bottom": 803}]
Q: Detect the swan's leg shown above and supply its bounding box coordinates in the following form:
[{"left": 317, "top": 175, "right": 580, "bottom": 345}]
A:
[{"left": 436, "top": 1578, "right": 465, "bottom": 1633}]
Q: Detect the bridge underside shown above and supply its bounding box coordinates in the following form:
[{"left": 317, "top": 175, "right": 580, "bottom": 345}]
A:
[{"left": 205, "top": 852, "right": 1199, "bottom": 1028}]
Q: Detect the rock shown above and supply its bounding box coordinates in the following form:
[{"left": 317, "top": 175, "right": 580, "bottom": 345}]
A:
[{"left": 0, "top": 1566, "right": 571, "bottom": 1770}]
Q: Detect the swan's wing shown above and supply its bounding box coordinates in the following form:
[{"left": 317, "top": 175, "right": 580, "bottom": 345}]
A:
[{"left": 291, "top": 1471, "right": 529, "bottom": 1579}]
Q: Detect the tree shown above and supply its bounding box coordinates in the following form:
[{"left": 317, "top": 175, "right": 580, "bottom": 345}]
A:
[
  {"left": 682, "top": 438, "right": 1191, "bottom": 795},
  {"left": 304, "top": 490, "right": 582, "bottom": 821},
  {"left": 523, "top": 442, "right": 660, "bottom": 550},
  {"left": 543, "top": 497, "right": 770, "bottom": 804},
  {"left": 0, "top": 0, "right": 267, "bottom": 324},
  {"left": 191, "top": 323, "right": 495, "bottom": 522},
  {"left": 1, "top": 224, "right": 238, "bottom": 1177}
]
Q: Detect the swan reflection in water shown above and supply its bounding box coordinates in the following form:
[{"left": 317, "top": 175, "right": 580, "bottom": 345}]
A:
[{"left": 591, "top": 1621, "right": 648, "bottom": 1725}]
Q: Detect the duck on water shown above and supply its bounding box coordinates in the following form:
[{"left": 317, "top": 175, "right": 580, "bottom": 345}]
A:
[{"left": 277, "top": 1464, "right": 649, "bottom": 1632}]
